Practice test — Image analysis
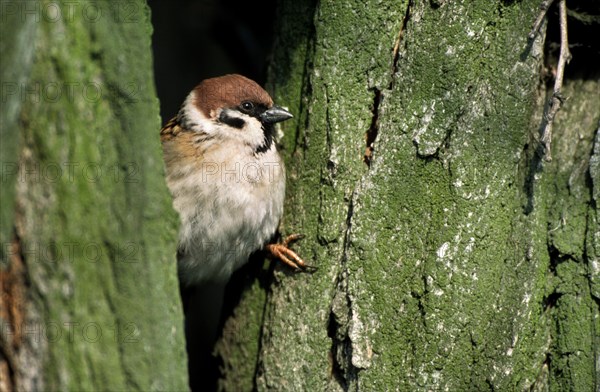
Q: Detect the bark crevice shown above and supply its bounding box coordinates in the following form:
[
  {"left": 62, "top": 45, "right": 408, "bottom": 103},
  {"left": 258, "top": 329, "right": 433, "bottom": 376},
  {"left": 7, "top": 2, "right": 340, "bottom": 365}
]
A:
[
  {"left": 363, "top": 0, "right": 412, "bottom": 168},
  {"left": 364, "top": 88, "right": 382, "bottom": 167},
  {"left": 390, "top": 0, "right": 412, "bottom": 89}
]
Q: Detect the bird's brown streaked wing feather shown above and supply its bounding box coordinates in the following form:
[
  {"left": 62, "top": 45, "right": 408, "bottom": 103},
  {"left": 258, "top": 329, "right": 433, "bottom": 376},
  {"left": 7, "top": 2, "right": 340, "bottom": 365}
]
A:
[
  {"left": 160, "top": 117, "right": 182, "bottom": 142},
  {"left": 161, "top": 117, "right": 207, "bottom": 165}
]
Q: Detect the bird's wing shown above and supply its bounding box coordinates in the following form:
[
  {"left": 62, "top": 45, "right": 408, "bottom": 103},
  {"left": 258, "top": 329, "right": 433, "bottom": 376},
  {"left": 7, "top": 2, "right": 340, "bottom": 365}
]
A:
[{"left": 160, "top": 116, "right": 183, "bottom": 142}]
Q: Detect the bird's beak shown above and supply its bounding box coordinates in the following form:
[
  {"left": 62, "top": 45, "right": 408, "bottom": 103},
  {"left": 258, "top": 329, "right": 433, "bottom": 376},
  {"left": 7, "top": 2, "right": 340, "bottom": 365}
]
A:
[{"left": 260, "top": 106, "right": 293, "bottom": 124}]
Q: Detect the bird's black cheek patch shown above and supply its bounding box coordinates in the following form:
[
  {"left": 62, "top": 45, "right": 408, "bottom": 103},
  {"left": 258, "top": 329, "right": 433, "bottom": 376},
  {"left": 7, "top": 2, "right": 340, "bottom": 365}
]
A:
[{"left": 219, "top": 111, "right": 245, "bottom": 129}]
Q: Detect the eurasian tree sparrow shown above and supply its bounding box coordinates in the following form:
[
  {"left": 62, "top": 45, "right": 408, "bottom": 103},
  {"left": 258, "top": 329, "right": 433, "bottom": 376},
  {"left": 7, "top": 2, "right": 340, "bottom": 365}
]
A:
[{"left": 161, "top": 74, "right": 308, "bottom": 285}]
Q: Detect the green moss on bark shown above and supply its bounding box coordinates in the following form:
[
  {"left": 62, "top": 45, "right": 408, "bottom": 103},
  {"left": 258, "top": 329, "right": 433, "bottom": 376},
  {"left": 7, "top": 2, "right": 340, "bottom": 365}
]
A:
[
  {"left": 345, "top": 2, "right": 548, "bottom": 390},
  {"left": 540, "top": 78, "right": 600, "bottom": 391},
  {"left": 2, "top": 1, "right": 187, "bottom": 390},
  {"left": 218, "top": 0, "right": 599, "bottom": 391}
]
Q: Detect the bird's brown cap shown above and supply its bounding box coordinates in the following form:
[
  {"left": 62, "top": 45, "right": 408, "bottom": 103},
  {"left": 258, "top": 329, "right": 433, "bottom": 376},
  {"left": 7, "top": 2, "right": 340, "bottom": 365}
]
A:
[{"left": 193, "top": 74, "right": 274, "bottom": 117}]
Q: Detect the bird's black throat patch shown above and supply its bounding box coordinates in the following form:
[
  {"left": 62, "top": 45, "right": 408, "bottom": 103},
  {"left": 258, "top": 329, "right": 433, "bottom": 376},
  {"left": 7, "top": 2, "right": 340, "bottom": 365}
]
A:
[{"left": 255, "top": 124, "right": 275, "bottom": 155}]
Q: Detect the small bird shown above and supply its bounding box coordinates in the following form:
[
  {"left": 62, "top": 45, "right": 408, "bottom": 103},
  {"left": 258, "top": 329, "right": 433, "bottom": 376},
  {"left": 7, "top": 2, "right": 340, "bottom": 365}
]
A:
[{"left": 161, "top": 74, "right": 308, "bottom": 285}]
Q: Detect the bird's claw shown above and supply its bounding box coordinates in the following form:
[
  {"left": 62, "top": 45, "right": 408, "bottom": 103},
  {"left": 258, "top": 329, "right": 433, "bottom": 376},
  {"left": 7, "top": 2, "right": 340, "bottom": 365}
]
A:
[{"left": 265, "top": 234, "right": 316, "bottom": 273}]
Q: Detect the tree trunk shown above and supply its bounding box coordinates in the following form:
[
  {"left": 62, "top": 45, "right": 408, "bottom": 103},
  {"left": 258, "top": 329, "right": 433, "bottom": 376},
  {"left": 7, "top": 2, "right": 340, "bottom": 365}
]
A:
[
  {"left": 0, "top": 1, "right": 188, "bottom": 390},
  {"left": 217, "top": 0, "right": 599, "bottom": 390}
]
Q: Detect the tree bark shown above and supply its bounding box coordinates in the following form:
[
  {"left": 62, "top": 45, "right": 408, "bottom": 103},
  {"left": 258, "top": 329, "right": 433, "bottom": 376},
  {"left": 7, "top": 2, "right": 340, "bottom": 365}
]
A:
[
  {"left": 0, "top": 1, "right": 188, "bottom": 390},
  {"left": 217, "top": 0, "right": 599, "bottom": 391}
]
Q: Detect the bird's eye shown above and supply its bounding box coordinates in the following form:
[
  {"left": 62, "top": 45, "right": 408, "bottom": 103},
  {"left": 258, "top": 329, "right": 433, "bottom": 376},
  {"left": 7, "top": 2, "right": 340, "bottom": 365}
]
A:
[{"left": 241, "top": 101, "right": 254, "bottom": 111}]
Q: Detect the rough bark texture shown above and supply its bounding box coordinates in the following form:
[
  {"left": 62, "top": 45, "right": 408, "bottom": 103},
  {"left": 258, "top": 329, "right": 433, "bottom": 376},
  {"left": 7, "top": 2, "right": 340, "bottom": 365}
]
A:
[
  {"left": 217, "top": 0, "right": 599, "bottom": 391},
  {"left": 0, "top": 1, "right": 188, "bottom": 390}
]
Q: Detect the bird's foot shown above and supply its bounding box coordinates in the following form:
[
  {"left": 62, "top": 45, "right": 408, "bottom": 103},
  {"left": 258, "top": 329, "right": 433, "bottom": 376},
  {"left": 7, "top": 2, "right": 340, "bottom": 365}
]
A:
[{"left": 265, "top": 234, "right": 316, "bottom": 273}]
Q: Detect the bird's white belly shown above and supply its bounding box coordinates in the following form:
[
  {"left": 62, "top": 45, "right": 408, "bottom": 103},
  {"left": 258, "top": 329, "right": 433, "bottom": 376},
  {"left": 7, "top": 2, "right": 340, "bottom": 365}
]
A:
[{"left": 172, "top": 151, "right": 285, "bottom": 283}]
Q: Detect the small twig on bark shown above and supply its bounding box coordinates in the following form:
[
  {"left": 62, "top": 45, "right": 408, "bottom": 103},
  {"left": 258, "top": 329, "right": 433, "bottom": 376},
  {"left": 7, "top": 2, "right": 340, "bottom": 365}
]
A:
[
  {"left": 529, "top": 0, "right": 555, "bottom": 40},
  {"left": 540, "top": 0, "right": 571, "bottom": 161}
]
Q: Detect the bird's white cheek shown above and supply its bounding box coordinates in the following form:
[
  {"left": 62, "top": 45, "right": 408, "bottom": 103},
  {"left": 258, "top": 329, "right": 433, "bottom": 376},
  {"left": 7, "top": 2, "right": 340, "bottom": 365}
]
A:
[
  {"left": 241, "top": 116, "right": 263, "bottom": 135},
  {"left": 181, "top": 92, "right": 211, "bottom": 131},
  {"left": 231, "top": 116, "right": 264, "bottom": 147}
]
